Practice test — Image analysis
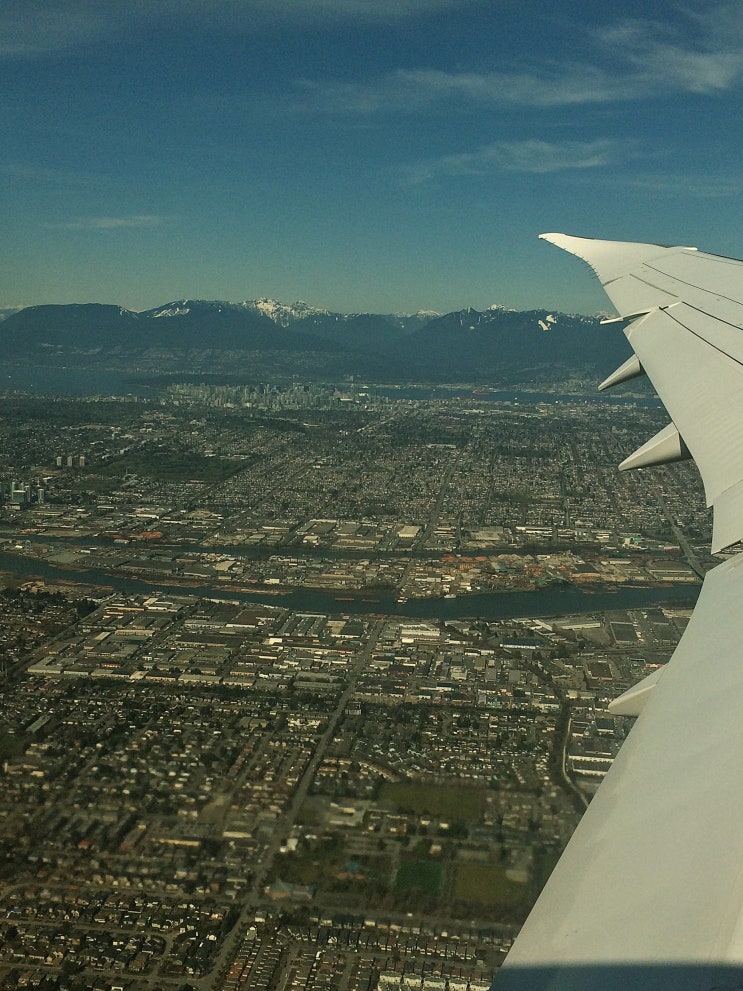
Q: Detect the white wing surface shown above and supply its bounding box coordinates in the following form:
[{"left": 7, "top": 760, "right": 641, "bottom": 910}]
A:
[{"left": 496, "top": 236, "right": 743, "bottom": 990}]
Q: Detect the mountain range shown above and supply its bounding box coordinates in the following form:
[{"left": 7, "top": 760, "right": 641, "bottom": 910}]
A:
[{"left": 0, "top": 298, "right": 633, "bottom": 385}]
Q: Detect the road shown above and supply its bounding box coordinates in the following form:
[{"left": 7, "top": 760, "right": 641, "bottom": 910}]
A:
[
  {"left": 561, "top": 716, "right": 590, "bottom": 812},
  {"left": 203, "top": 617, "right": 386, "bottom": 988},
  {"left": 652, "top": 482, "right": 706, "bottom": 580}
]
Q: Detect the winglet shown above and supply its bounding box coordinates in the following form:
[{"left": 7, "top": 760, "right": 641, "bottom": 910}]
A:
[{"left": 539, "top": 233, "right": 698, "bottom": 317}]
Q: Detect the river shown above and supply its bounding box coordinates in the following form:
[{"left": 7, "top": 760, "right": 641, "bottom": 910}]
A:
[{"left": 0, "top": 551, "right": 699, "bottom": 620}]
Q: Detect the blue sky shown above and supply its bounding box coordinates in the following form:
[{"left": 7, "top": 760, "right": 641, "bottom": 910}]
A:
[{"left": 4, "top": 0, "right": 743, "bottom": 314}]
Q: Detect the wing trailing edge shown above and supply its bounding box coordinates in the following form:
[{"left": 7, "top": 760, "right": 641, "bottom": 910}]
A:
[
  {"left": 498, "top": 553, "right": 743, "bottom": 988},
  {"left": 496, "top": 235, "right": 743, "bottom": 989}
]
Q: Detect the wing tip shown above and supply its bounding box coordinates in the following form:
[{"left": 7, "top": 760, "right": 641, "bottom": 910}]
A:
[{"left": 538, "top": 232, "right": 587, "bottom": 252}]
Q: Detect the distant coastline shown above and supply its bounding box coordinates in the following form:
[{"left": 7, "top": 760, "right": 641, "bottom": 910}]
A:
[{"left": 0, "top": 364, "right": 659, "bottom": 408}]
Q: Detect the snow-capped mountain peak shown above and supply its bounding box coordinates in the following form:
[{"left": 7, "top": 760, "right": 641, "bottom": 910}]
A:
[
  {"left": 150, "top": 302, "right": 192, "bottom": 317},
  {"left": 239, "top": 298, "right": 329, "bottom": 326}
]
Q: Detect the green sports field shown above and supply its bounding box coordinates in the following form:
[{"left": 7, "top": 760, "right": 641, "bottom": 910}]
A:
[{"left": 379, "top": 782, "right": 485, "bottom": 820}]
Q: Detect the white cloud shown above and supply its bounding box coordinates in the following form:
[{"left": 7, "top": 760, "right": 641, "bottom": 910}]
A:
[
  {"left": 404, "top": 139, "right": 627, "bottom": 182},
  {"left": 7, "top": 0, "right": 743, "bottom": 119},
  {"left": 244, "top": 0, "right": 476, "bottom": 20},
  {"left": 290, "top": 3, "right": 743, "bottom": 114},
  {"left": 0, "top": 1, "right": 104, "bottom": 55},
  {"left": 294, "top": 65, "right": 623, "bottom": 114},
  {"left": 593, "top": 17, "right": 743, "bottom": 96},
  {"left": 580, "top": 172, "right": 743, "bottom": 199},
  {"left": 3, "top": 162, "right": 109, "bottom": 188},
  {"left": 0, "top": 0, "right": 479, "bottom": 55},
  {"left": 50, "top": 215, "right": 169, "bottom": 230}
]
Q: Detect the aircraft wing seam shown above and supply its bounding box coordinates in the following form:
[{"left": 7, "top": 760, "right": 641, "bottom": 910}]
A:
[
  {"left": 642, "top": 262, "right": 743, "bottom": 305},
  {"left": 661, "top": 306, "right": 743, "bottom": 367}
]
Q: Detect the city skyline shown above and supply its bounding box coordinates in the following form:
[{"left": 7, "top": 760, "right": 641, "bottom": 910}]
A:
[{"left": 4, "top": 0, "right": 743, "bottom": 315}]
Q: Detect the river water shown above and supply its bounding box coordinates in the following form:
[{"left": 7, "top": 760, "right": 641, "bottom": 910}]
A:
[
  {"left": 0, "top": 366, "right": 162, "bottom": 396},
  {"left": 0, "top": 551, "right": 699, "bottom": 620}
]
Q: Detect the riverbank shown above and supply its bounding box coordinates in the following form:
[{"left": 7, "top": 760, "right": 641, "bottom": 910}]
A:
[{"left": 0, "top": 550, "right": 700, "bottom": 621}]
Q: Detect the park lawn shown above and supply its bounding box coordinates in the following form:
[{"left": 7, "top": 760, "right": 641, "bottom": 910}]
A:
[
  {"left": 379, "top": 781, "right": 484, "bottom": 820},
  {"left": 96, "top": 451, "right": 245, "bottom": 482},
  {"left": 276, "top": 843, "right": 348, "bottom": 886},
  {"left": 454, "top": 863, "right": 527, "bottom": 906},
  {"left": 395, "top": 859, "right": 444, "bottom": 895}
]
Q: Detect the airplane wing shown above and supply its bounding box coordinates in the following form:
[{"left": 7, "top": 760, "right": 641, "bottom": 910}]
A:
[{"left": 496, "top": 236, "right": 743, "bottom": 991}]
